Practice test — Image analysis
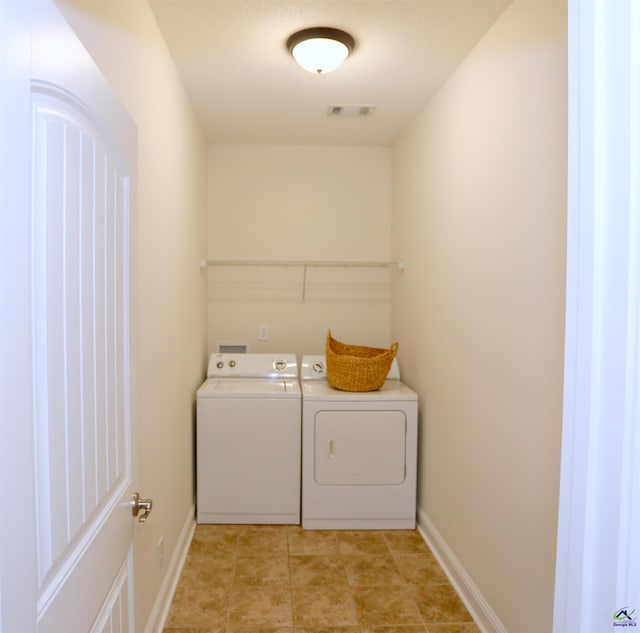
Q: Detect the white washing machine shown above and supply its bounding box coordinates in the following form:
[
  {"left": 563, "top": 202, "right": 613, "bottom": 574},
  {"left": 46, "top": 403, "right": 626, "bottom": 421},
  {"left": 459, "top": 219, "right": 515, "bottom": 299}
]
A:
[
  {"left": 196, "top": 353, "right": 301, "bottom": 524},
  {"left": 301, "top": 355, "right": 418, "bottom": 530}
]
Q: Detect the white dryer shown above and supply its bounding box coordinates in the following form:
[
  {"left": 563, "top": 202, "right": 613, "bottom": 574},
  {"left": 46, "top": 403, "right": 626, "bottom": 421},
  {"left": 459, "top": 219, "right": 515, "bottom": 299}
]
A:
[
  {"left": 301, "top": 355, "right": 418, "bottom": 530},
  {"left": 196, "top": 353, "right": 301, "bottom": 524}
]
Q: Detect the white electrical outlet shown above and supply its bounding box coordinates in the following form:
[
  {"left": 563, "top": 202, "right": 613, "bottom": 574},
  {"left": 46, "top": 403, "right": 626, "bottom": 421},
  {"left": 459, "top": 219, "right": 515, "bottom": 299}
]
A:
[{"left": 258, "top": 323, "right": 269, "bottom": 341}]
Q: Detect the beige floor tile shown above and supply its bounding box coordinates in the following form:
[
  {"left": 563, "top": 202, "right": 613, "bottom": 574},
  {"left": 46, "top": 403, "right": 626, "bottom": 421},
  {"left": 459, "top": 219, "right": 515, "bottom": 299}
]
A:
[
  {"left": 291, "top": 585, "right": 358, "bottom": 627},
  {"left": 361, "top": 627, "right": 427, "bottom": 633},
  {"left": 425, "top": 625, "right": 482, "bottom": 633},
  {"left": 296, "top": 627, "right": 363, "bottom": 633},
  {"left": 164, "top": 587, "right": 228, "bottom": 628},
  {"left": 224, "top": 625, "right": 294, "bottom": 633},
  {"left": 383, "top": 531, "right": 430, "bottom": 555},
  {"left": 394, "top": 554, "right": 448, "bottom": 585},
  {"left": 190, "top": 525, "right": 243, "bottom": 555},
  {"left": 234, "top": 554, "right": 290, "bottom": 585},
  {"left": 226, "top": 627, "right": 294, "bottom": 633},
  {"left": 336, "top": 531, "right": 389, "bottom": 556},
  {"left": 289, "top": 555, "right": 349, "bottom": 586},
  {"left": 236, "top": 525, "right": 289, "bottom": 556},
  {"left": 288, "top": 527, "right": 340, "bottom": 556},
  {"left": 409, "top": 585, "right": 474, "bottom": 625},
  {"left": 342, "top": 554, "right": 405, "bottom": 587},
  {"left": 166, "top": 527, "right": 479, "bottom": 633},
  {"left": 351, "top": 586, "right": 422, "bottom": 626},
  {"left": 227, "top": 586, "right": 292, "bottom": 627},
  {"left": 163, "top": 628, "right": 225, "bottom": 633},
  {"left": 177, "top": 553, "right": 236, "bottom": 588}
]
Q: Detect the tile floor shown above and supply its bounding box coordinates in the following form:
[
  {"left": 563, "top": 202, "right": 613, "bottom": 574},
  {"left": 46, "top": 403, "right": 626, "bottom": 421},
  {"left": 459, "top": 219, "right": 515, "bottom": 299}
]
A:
[{"left": 164, "top": 524, "right": 480, "bottom": 633}]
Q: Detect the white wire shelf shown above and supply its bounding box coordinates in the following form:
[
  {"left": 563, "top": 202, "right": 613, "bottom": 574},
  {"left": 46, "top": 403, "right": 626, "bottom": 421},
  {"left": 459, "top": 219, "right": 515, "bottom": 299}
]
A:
[
  {"left": 200, "top": 259, "right": 405, "bottom": 302},
  {"left": 200, "top": 259, "right": 405, "bottom": 270}
]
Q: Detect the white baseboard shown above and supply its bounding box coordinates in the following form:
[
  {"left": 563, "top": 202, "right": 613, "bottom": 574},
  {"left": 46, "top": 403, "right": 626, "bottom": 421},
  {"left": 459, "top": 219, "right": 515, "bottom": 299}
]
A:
[
  {"left": 144, "top": 504, "right": 196, "bottom": 633},
  {"left": 416, "top": 506, "right": 507, "bottom": 633}
]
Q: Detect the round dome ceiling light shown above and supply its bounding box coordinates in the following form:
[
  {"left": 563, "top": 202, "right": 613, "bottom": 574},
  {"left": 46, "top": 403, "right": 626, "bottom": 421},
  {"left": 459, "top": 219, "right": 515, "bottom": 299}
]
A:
[{"left": 287, "top": 27, "right": 355, "bottom": 74}]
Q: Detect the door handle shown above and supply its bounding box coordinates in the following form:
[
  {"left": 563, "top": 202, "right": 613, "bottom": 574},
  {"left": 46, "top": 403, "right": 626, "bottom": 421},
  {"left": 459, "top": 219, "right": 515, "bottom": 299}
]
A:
[{"left": 131, "top": 492, "right": 153, "bottom": 523}]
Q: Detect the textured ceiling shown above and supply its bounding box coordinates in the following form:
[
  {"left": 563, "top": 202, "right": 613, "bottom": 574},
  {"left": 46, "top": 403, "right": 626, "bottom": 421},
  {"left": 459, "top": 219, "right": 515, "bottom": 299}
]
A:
[{"left": 149, "top": 0, "right": 512, "bottom": 146}]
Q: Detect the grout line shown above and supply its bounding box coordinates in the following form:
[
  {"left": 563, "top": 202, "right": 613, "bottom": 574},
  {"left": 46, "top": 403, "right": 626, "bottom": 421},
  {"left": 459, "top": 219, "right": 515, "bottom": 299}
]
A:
[{"left": 286, "top": 534, "right": 295, "bottom": 629}]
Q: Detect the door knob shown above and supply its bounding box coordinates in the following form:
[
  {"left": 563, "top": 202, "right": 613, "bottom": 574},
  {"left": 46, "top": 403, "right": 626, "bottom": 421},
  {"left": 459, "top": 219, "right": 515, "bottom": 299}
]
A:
[{"left": 131, "top": 492, "right": 153, "bottom": 523}]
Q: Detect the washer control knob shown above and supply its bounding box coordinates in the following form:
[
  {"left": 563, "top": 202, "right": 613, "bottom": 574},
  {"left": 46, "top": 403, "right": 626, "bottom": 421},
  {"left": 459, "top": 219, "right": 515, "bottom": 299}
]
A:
[
  {"left": 216, "top": 361, "right": 224, "bottom": 369},
  {"left": 228, "top": 360, "right": 236, "bottom": 368},
  {"left": 274, "top": 359, "right": 287, "bottom": 372},
  {"left": 312, "top": 361, "right": 325, "bottom": 373}
]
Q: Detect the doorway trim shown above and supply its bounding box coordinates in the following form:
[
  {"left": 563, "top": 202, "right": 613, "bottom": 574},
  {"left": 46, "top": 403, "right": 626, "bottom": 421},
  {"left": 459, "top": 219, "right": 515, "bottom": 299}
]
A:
[{"left": 553, "top": 2, "right": 640, "bottom": 631}]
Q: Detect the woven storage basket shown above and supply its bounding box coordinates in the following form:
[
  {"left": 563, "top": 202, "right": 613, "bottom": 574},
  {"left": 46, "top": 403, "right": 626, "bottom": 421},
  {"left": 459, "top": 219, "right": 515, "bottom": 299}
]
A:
[{"left": 325, "top": 330, "right": 399, "bottom": 392}]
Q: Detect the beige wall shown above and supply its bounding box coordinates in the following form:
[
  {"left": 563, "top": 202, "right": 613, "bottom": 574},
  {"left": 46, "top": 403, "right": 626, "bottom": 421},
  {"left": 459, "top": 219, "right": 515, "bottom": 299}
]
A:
[
  {"left": 391, "top": 1, "right": 567, "bottom": 631},
  {"left": 55, "top": 2, "right": 208, "bottom": 631},
  {"left": 207, "top": 145, "right": 393, "bottom": 357}
]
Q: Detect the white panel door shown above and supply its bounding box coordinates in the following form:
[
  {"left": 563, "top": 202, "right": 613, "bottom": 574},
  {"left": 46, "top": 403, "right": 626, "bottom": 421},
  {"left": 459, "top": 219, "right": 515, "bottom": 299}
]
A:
[{"left": 0, "top": 2, "right": 139, "bottom": 632}]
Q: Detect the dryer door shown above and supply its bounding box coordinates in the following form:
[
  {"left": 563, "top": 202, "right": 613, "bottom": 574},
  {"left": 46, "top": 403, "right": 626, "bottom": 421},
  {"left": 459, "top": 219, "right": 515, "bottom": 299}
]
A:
[{"left": 314, "top": 410, "right": 407, "bottom": 485}]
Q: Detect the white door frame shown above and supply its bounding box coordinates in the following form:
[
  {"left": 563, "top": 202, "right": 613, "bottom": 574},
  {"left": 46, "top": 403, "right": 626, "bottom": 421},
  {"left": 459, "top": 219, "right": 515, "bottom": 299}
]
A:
[{"left": 554, "top": 2, "right": 640, "bottom": 631}]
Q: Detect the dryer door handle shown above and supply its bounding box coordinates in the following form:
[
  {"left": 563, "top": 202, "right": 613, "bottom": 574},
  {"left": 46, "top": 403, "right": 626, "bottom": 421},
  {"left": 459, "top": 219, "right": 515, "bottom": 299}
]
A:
[{"left": 328, "top": 439, "right": 335, "bottom": 459}]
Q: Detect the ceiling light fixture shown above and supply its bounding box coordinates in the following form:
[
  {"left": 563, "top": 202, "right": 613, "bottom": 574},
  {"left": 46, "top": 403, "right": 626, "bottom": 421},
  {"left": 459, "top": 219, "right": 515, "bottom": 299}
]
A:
[{"left": 287, "top": 27, "right": 355, "bottom": 74}]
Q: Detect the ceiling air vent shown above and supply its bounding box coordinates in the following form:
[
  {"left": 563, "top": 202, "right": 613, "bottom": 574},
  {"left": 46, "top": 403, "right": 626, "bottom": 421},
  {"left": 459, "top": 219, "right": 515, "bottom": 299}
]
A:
[{"left": 328, "top": 105, "right": 375, "bottom": 117}]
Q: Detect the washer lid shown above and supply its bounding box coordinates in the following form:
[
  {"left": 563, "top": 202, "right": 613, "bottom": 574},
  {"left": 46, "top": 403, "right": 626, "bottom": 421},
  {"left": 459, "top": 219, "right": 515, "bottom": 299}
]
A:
[{"left": 198, "top": 378, "right": 301, "bottom": 398}]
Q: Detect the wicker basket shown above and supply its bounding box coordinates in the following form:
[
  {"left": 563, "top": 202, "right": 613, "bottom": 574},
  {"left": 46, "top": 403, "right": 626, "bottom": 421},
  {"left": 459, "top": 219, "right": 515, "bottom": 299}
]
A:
[{"left": 325, "top": 330, "right": 399, "bottom": 392}]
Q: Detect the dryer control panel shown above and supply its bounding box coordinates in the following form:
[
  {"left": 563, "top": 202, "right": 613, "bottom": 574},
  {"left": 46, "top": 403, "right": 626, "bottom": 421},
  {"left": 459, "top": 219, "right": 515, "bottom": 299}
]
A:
[
  {"left": 301, "top": 355, "right": 327, "bottom": 381},
  {"left": 301, "top": 355, "right": 401, "bottom": 382}
]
